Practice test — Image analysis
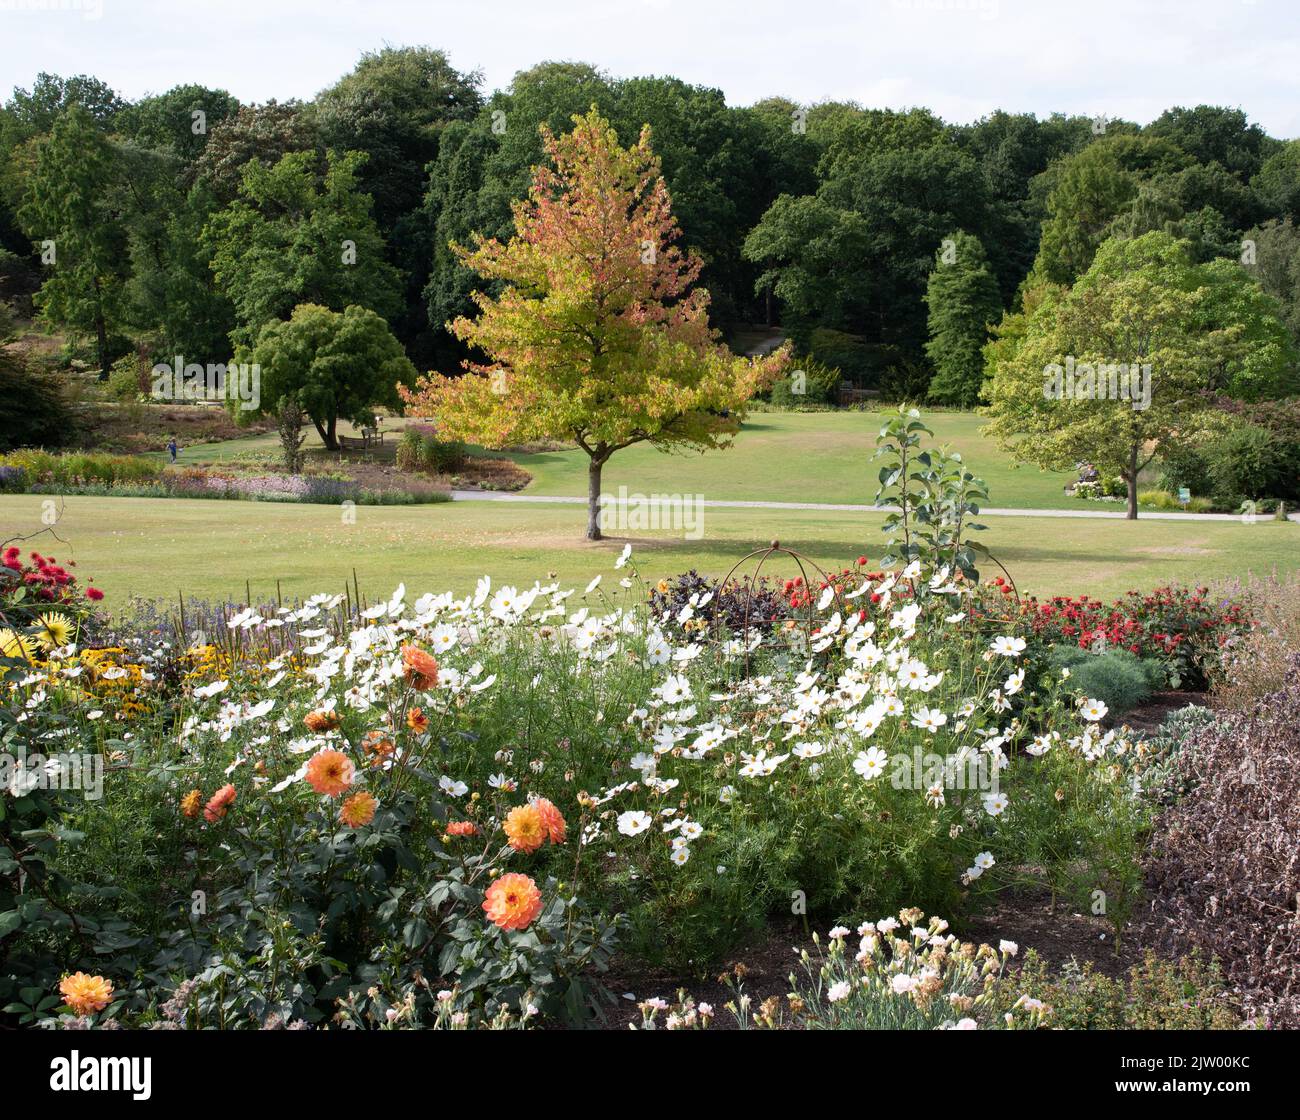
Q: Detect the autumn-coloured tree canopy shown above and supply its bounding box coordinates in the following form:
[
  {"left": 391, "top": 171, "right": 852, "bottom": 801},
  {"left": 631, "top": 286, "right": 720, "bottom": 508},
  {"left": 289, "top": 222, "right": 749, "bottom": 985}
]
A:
[{"left": 401, "top": 107, "right": 788, "bottom": 538}]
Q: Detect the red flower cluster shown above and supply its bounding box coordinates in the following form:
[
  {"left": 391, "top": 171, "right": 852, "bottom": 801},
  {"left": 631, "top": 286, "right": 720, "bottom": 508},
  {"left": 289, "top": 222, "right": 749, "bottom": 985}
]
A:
[
  {"left": 1, "top": 548, "right": 101, "bottom": 605},
  {"left": 783, "top": 556, "right": 896, "bottom": 613},
  {"left": 1006, "top": 585, "right": 1249, "bottom": 687}
]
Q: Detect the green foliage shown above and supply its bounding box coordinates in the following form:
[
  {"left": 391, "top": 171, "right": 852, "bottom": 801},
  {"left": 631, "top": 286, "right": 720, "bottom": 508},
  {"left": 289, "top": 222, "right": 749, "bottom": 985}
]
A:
[
  {"left": 312, "top": 47, "right": 482, "bottom": 239},
  {"left": 117, "top": 84, "right": 241, "bottom": 167},
  {"left": 396, "top": 426, "right": 466, "bottom": 475},
  {"left": 0, "top": 448, "right": 160, "bottom": 486},
  {"left": 872, "top": 406, "right": 993, "bottom": 581},
  {"left": 984, "top": 231, "right": 1294, "bottom": 517},
  {"left": 204, "top": 149, "right": 402, "bottom": 346},
  {"left": 924, "top": 231, "right": 1003, "bottom": 406},
  {"left": 1203, "top": 421, "right": 1300, "bottom": 503},
  {"left": 106, "top": 354, "right": 143, "bottom": 401},
  {"left": 0, "top": 349, "right": 76, "bottom": 452},
  {"left": 242, "top": 302, "right": 416, "bottom": 450},
  {"left": 1016, "top": 950, "right": 1241, "bottom": 1029},
  {"left": 770, "top": 356, "right": 840, "bottom": 406},
  {"left": 1047, "top": 645, "right": 1161, "bottom": 714},
  {"left": 18, "top": 104, "right": 130, "bottom": 373}
]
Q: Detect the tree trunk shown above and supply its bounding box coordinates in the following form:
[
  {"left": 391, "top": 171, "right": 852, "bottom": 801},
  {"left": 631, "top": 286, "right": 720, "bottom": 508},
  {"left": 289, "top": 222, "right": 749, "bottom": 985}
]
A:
[
  {"left": 1126, "top": 441, "right": 1139, "bottom": 520},
  {"left": 586, "top": 455, "right": 604, "bottom": 541},
  {"left": 325, "top": 414, "right": 339, "bottom": 451}
]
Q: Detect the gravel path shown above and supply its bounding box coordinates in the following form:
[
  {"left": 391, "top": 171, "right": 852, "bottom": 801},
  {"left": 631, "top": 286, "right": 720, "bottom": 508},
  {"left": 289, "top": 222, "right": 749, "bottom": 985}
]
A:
[{"left": 450, "top": 490, "right": 1296, "bottom": 522}]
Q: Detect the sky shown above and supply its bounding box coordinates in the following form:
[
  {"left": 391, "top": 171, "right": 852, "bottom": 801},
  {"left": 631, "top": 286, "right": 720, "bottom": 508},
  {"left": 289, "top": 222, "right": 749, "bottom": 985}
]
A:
[{"left": 1, "top": 0, "right": 1297, "bottom": 138}]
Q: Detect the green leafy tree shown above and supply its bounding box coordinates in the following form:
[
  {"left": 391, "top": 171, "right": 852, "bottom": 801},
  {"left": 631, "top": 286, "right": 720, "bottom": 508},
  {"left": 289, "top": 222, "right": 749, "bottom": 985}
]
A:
[
  {"left": 742, "top": 193, "right": 872, "bottom": 341},
  {"left": 1146, "top": 105, "right": 1279, "bottom": 182},
  {"left": 924, "top": 231, "right": 1002, "bottom": 406},
  {"left": 190, "top": 100, "right": 320, "bottom": 204},
  {"left": 204, "top": 149, "right": 402, "bottom": 346},
  {"left": 1243, "top": 218, "right": 1300, "bottom": 343},
  {"left": 18, "top": 105, "right": 129, "bottom": 374},
  {"left": 403, "top": 109, "right": 788, "bottom": 539},
  {"left": 313, "top": 47, "right": 482, "bottom": 238},
  {"left": 1030, "top": 135, "right": 1188, "bottom": 285},
  {"left": 1252, "top": 140, "right": 1300, "bottom": 223},
  {"left": 117, "top": 84, "right": 241, "bottom": 167},
  {"left": 985, "top": 232, "right": 1265, "bottom": 518},
  {"left": 242, "top": 303, "right": 416, "bottom": 450}
]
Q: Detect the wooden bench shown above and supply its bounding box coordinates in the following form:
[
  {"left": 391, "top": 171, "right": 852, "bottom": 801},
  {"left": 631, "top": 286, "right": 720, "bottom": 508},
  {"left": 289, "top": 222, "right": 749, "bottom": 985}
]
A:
[{"left": 338, "top": 427, "right": 385, "bottom": 452}]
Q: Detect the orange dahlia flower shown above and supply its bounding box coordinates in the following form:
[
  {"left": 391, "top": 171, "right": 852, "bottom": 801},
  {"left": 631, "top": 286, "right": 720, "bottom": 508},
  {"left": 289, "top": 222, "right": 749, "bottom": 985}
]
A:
[
  {"left": 361, "top": 730, "right": 395, "bottom": 767},
  {"left": 401, "top": 645, "right": 439, "bottom": 690},
  {"left": 304, "top": 709, "right": 341, "bottom": 733},
  {"left": 305, "top": 749, "right": 354, "bottom": 797},
  {"left": 180, "top": 789, "right": 202, "bottom": 818},
  {"left": 60, "top": 972, "right": 114, "bottom": 1016},
  {"left": 445, "top": 820, "right": 479, "bottom": 838},
  {"left": 482, "top": 873, "right": 543, "bottom": 931},
  {"left": 406, "top": 706, "right": 429, "bottom": 733},
  {"left": 503, "top": 803, "right": 546, "bottom": 853},
  {"left": 339, "top": 790, "right": 378, "bottom": 828},
  {"left": 532, "top": 797, "right": 567, "bottom": 845},
  {"left": 203, "top": 784, "right": 236, "bottom": 823}
]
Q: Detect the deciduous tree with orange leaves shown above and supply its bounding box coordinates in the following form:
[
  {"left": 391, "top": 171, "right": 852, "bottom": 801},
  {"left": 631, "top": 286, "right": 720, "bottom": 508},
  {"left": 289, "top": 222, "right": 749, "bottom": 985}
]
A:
[{"left": 401, "top": 107, "right": 788, "bottom": 539}]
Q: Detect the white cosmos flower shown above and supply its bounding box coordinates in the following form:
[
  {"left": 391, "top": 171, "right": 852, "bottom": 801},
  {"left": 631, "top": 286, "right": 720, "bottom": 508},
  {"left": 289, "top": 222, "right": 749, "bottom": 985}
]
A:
[
  {"left": 584, "top": 575, "right": 601, "bottom": 594},
  {"left": 615, "top": 544, "right": 632, "bottom": 569},
  {"left": 990, "top": 635, "right": 1027, "bottom": 657},
  {"left": 430, "top": 624, "right": 457, "bottom": 654},
  {"left": 658, "top": 674, "right": 692, "bottom": 704},
  {"left": 974, "top": 851, "right": 995, "bottom": 870},
  {"left": 853, "top": 746, "right": 889, "bottom": 781},
  {"left": 646, "top": 633, "right": 671, "bottom": 666},
  {"left": 1026, "top": 734, "right": 1052, "bottom": 756},
  {"left": 982, "top": 792, "right": 1009, "bottom": 816},
  {"left": 911, "top": 706, "right": 947, "bottom": 733},
  {"left": 1004, "top": 668, "right": 1025, "bottom": 695},
  {"left": 670, "top": 846, "right": 690, "bottom": 866},
  {"left": 617, "top": 810, "right": 652, "bottom": 836},
  {"left": 439, "top": 776, "right": 468, "bottom": 797},
  {"left": 1079, "top": 698, "right": 1108, "bottom": 721}
]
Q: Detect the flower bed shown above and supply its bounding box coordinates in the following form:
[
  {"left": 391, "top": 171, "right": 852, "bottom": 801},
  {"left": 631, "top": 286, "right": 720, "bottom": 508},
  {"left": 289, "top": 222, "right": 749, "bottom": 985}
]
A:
[{"left": 0, "top": 542, "right": 1193, "bottom": 1030}]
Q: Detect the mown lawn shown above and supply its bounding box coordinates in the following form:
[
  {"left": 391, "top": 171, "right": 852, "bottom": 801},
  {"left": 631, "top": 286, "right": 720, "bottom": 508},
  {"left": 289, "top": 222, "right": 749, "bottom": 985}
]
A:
[
  {"left": 167, "top": 409, "right": 1086, "bottom": 510},
  {"left": 2, "top": 494, "right": 1293, "bottom": 609}
]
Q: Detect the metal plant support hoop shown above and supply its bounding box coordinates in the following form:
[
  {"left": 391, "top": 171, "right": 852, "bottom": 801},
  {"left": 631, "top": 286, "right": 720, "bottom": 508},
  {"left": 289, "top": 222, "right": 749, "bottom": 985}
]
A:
[{"left": 710, "top": 539, "right": 851, "bottom": 679}]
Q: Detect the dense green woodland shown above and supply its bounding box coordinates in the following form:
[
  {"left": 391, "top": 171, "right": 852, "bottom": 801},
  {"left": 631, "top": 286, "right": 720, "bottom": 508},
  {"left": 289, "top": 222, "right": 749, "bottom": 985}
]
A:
[{"left": 2, "top": 48, "right": 1300, "bottom": 403}]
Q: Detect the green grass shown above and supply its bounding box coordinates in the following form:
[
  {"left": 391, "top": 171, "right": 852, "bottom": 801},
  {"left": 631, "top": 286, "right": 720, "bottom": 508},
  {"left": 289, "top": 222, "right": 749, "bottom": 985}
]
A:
[
  {"left": 171, "top": 409, "right": 1086, "bottom": 509},
  {"left": 3, "top": 494, "right": 1294, "bottom": 609},
  {"left": 497, "top": 409, "right": 1087, "bottom": 509}
]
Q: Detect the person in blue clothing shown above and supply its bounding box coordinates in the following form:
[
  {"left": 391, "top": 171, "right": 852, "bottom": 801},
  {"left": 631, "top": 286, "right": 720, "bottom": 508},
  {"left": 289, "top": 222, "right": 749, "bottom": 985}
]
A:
[{"left": 167, "top": 437, "right": 179, "bottom": 463}]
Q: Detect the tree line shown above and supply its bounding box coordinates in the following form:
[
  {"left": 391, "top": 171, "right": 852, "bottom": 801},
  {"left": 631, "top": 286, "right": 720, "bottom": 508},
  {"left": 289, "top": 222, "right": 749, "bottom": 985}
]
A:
[{"left": 4, "top": 50, "right": 1299, "bottom": 398}]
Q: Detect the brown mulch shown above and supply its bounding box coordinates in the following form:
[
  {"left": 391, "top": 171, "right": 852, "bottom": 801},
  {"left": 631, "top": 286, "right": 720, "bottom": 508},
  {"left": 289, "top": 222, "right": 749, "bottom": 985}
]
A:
[
  {"left": 451, "top": 456, "right": 532, "bottom": 491},
  {"left": 597, "top": 919, "right": 806, "bottom": 1029},
  {"left": 1113, "top": 689, "right": 1207, "bottom": 734}
]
